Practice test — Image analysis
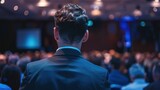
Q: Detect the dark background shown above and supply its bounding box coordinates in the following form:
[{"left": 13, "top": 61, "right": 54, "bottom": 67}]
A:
[{"left": 0, "top": 18, "right": 160, "bottom": 53}]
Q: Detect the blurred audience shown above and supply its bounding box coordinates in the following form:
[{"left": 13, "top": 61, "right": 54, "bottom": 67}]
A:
[
  {"left": 0, "top": 50, "right": 160, "bottom": 90},
  {"left": 135, "top": 53, "right": 145, "bottom": 66},
  {"left": 144, "top": 62, "right": 160, "bottom": 90},
  {"left": 16, "top": 57, "right": 31, "bottom": 84},
  {"left": 122, "top": 64, "right": 148, "bottom": 90},
  {"left": 103, "top": 53, "right": 112, "bottom": 71},
  {"left": 8, "top": 54, "right": 19, "bottom": 65},
  {"left": 1, "top": 65, "right": 21, "bottom": 90},
  {"left": 108, "top": 57, "right": 129, "bottom": 89},
  {"left": 88, "top": 51, "right": 104, "bottom": 66},
  {"left": 0, "top": 54, "right": 7, "bottom": 78}
]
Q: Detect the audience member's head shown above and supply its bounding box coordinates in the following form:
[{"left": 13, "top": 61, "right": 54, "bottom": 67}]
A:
[
  {"left": 157, "top": 53, "right": 160, "bottom": 60},
  {"left": 17, "top": 57, "right": 30, "bottom": 73},
  {"left": 135, "top": 53, "right": 145, "bottom": 64},
  {"left": 0, "top": 54, "right": 7, "bottom": 64},
  {"left": 125, "top": 55, "right": 136, "bottom": 70},
  {"left": 88, "top": 51, "right": 103, "bottom": 66},
  {"left": 54, "top": 4, "right": 88, "bottom": 45},
  {"left": 109, "top": 57, "right": 122, "bottom": 70},
  {"left": 0, "top": 54, "right": 7, "bottom": 77},
  {"left": 1, "top": 65, "right": 21, "bottom": 90},
  {"left": 31, "top": 51, "right": 41, "bottom": 62},
  {"left": 129, "top": 64, "right": 146, "bottom": 81},
  {"left": 82, "top": 52, "right": 89, "bottom": 59},
  {"left": 104, "top": 53, "right": 112, "bottom": 64},
  {"left": 145, "top": 52, "right": 152, "bottom": 60},
  {"left": 152, "top": 62, "right": 160, "bottom": 81},
  {"left": 8, "top": 54, "right": 19, "bottom": 65}
]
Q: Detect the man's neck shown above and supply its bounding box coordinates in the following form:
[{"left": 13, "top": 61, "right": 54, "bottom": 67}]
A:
[{"left": 57, "top": 42, "right": 82, "bottom": 51}]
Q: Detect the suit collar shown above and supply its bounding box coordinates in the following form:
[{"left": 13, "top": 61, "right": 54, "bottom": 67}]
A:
[
  {"left": 56, "top": 46, "right": 80, "bottom": 52},
  {"left": 55, "top": 48, "right": 82, "bottom": 56}
]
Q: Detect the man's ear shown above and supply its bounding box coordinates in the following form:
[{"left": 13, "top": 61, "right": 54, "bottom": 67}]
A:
[
  {"left": 82, "top": 30, "right": 89, "bottom": 43},
  {"left": 54, "top": 27, "right": 59, "bottom": 41}
]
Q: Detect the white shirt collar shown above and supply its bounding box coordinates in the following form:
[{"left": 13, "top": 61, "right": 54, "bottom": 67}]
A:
[{"left": 56, "top": 46, "right": 81, "bottom": 52}]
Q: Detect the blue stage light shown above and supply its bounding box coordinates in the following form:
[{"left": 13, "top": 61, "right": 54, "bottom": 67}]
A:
[
  {"left": 120, "top": 16, "right": 134, "bottom": 49},
  {"left": 140, "top": 21, "right": 146, "bottom": 27},
  {"left": 17, "top": 29, "right": 41, "bottom": 49},
  {"left": 122, "top": 16, "right": 135, "bottom": 22},
  {"left": 87, "top": 20, "right": 93, "bottom": 27}
]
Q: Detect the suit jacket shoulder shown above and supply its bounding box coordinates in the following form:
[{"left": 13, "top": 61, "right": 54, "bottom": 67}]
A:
[
  {"left": 27, "top": 59, "right": 48, "bottom": 74},
  {"left": 20, "top": 49, "right": 109, "bottom": 90}
]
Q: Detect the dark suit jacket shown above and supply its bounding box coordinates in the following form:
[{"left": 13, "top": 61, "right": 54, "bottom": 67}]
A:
[
  {"left": 143, "top": 81, "right": 160, "bottom": 90},
  {"left": 108, "top": 70, "right": 129, "bottom": 86},
  {"left": 19, "top": 48, "right": 109, "bottom": 90}
]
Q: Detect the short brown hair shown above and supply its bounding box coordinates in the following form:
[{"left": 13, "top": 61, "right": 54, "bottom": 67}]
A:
[{"left": 54, "top": 4, "right": 88, "bottom": 44}]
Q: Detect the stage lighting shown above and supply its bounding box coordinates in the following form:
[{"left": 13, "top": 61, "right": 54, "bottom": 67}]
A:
[
  {"left": 13, "top": 5, "right": 19, "bottom": 11},
  {"left": 37, "top": 0, "right": 50, "bottom": 7},
  {"left": 88, "top": 20, "right": 93, "bottom": 27},
  {"left": 151, "top": 0, "right": 160, "bottom": 7},
  {"left": 17, "top": 29, "right": 41, "bottom": 49},
  {"left": 24, "top": 10, "right": 29, "bottom": 16},
  {"left": 140, "top": 21, "right": 146, "bottom": 27},
  {"left": 91, "top": 9, "right": 102, "bottom": 16},
  {"left": 0, "top": 0, "right": 5, "bottom": 4}
]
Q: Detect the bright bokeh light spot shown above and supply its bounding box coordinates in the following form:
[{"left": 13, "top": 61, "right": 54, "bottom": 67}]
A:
[
  {"left": 24, "top": 10, "right": 29, "bottom": 16},
  {"left": 94, "top": 0, "right": 103, "bottom": 7},
  {"left": 91, "top": 9, "right": 102, "bottom": 16},
  {"left": 88, "top": 20, "right": 93, "bottom": 27},
  {"left": 122, "top": 16, "right": 135, "bottom": 21},
  {"left": 140, "top": 21, "right": 146, "bottom": 27},
  {"left": 125, "top": 41, "right": 131, "bottom": 47},
  {"left": 133, "top": 9, "right": 142, "bottom": 17},
  {"left": 151, "top": 0, "right": 160, "bottom": 7},
  {"left": 155, "top": 0, "right": 159, "bottom": 3},
  {"left": 48, "top": 9, "right": 57, "bottom": 16},
  {"left": 13, "top": 5, "right": 19, "bottom": 11},
  {"left": 37, "top": 0, "right": 50, "bottom": 7},
  {"left": 153, "top": 7, "right": 158, "bottom": 12},
  {"left": 0, "top": 0, "right": 5, "bottom": 4},
  {"left": 0, "top": 54, "right": 6, "bottom": 60}
]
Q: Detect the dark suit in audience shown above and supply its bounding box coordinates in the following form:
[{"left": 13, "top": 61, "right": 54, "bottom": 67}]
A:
[
  {"left": 144, "top": 81, "right": 160, "bottom": 90},
  {"left": 144, "top": 62, "right": 160, "bottom": 90},
  {"left": 109, "top": 58, "right": 129, "bottom": 90},
  {"left": 122, "top": 64, "right": 148, "bottom": 90},
  {"left": 1, "top": 65, "right": 21, "bottom": 90}
]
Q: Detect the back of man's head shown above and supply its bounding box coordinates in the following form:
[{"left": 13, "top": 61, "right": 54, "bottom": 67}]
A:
[
  {"left": 54, "top": 4, "right": 88, "bottom": 44},
  {"left": 109, "top": 57, "right": 122, "bottom": 70},
  {"left": 129, "top": 64, "right": 146, "bottom": 80},
  {"left": 17, "top": 57, "right": 31, "bottom": 73}
]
